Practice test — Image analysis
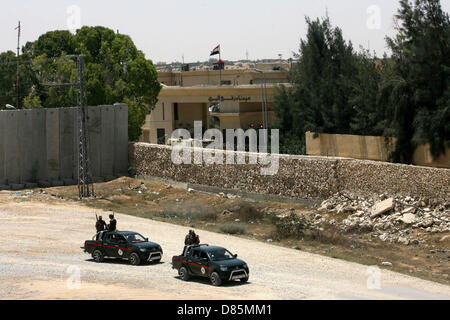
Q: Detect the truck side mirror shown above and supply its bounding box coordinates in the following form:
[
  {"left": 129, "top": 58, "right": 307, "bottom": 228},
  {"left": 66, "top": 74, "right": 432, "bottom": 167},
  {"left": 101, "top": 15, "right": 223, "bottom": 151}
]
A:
[{"left": 234, "top": 254, "right": 238, "bottom": 258}]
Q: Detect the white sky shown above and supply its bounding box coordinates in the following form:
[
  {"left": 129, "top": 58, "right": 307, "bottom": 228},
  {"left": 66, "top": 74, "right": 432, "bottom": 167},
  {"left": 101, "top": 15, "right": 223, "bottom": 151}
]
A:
[{"left": 1, "top": 0, "right": 449, "bottom": 63}]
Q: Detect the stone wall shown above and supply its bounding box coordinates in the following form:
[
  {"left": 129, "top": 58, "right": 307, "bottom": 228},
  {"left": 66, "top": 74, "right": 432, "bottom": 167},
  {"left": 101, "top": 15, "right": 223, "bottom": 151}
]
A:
[
  {"left": 129, "top": 143, "right": 450, "bottom": 201},
  {"left": 0, "top": 104, "right": 128, "bottom": 189}
]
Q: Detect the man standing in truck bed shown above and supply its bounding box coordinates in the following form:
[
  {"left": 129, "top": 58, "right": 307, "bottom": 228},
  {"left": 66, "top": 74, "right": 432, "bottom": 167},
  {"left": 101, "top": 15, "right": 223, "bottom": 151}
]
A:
[
  {"left": 183, "top": 230, "right": 200, "bottom": 256},
  {"left": 184, "top": 230, "right": 200, "bottom": 246},
  {"left": 95, "top": 215, "right": 107, "bottom": 232},
  {"left": 107, "top": 213, "right": 117, "bottom": 231}
]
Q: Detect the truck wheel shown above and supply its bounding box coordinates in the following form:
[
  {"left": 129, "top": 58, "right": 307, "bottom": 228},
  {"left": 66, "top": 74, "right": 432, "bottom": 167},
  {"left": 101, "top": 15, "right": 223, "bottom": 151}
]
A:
[
  {"left": 129, "top": 253, "right": 141, "bottom": 266},
  {"left": 240, "top": 277, "right": 249, "bottom": 283},
  {"left": 92, "top": 250, "right": 104, "bottom": 263},
  {"left": 179, "top": 266, "right": 190, "bottom": 281},
  {"left": 210, "top": 272, "right": 222, "bottom": 286}
]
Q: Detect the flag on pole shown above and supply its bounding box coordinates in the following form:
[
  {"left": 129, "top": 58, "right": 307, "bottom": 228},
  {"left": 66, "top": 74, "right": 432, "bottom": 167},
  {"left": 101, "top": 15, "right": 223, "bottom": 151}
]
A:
[
  {"left": 15, "top": 22, "right": 21, "bottom": 35},
  {"left": 210, "top": 45, "right": 220, "bottom": 56}
]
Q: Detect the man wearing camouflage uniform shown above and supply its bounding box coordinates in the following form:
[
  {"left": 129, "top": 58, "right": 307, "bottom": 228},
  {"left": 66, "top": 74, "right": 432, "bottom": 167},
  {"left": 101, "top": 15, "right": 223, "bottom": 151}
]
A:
[
  {"left": 183, "top": 230, "right": 200, "bottom": 256},
  {"left": 95, "top": 216, "right": 107, "bottom": 232},
  {"left": 107, "top": 213, "right": 117, "bottom": 232},
  {"left": 185, "top": 230, "right": 199, "bottom": 245},
  {"left": 184, "top": 230, "right": 194, "bottom": 245}
]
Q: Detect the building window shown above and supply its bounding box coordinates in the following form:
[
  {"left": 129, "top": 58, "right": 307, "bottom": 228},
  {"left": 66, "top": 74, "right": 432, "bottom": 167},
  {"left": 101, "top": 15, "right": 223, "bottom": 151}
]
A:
[
  {"left": 174, "top": 103, "right": 179, "bottom": 121},
  {"left": 157, "top": 128, "right": 166, "bottom": 145},
  {"left": 162, "top": 102, "right": 165, "bottom": 121}
]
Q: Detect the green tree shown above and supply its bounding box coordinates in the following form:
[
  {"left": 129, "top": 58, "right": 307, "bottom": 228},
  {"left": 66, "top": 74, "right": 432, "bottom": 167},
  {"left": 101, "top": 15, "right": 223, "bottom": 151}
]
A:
[
  {"left": 273, "top": 16, "right": 373, "bottom": 153},
  {"left": 349, "top": 50, "right": 386, "bottom": 136},
  {"left": 23, "top": 86, "right": 43, "bottom": 109},
  {"left": 383, "top": 0, "right": 450, "bottom": 162},
  {"left": 28, "top": 30, "right": 76, "bottom": 58},
  {"left": 15, "top": 26, "right": 161, "bottom": 141},
  {"left": 0, "top": 50, "right": 36, "bottom": 109},
  {"left": 126, "top": 98, "right": 147, "bottom": 142},
  {"left": 0, "top": 51, "right": 18, "bottom": 108}
]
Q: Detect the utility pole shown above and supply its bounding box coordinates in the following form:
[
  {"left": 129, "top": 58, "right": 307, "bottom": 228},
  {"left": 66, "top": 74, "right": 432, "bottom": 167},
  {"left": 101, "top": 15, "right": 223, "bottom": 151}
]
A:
[
  {"left": 42, "top": 55, "right": 94, "bottom": 199},
  {"left": 254, "top": 69, "right": 268, "bottom": 130},
  {"left": 15, "top": 21, "right": 20, "bottom": 109},
  {"left": 263, "top": 72, "right": 268, "bottom": 131},
  {"left": 73, "top": 55, "right": 94, "bottom": 199},
  {"left": 181, "top": 54, "right": 184, "bottom": 87}
]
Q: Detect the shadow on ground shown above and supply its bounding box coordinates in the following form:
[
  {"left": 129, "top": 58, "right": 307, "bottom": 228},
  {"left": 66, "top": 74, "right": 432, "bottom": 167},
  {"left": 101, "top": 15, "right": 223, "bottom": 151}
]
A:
[
  {"left": 85, "top": 258, "right": 164, "bottom": 267},
  {"left": 174, "top": 276, "right": 251, "bottom": 287}
]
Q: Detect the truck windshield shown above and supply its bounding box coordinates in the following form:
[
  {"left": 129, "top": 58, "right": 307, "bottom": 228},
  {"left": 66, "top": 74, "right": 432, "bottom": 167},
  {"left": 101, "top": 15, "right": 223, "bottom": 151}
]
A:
[
  {"left": 208, "top": 248, "right": 234, "bottom": 261},
  {"left": 125, "top": 233, "right": 146, "bottom": 243}
]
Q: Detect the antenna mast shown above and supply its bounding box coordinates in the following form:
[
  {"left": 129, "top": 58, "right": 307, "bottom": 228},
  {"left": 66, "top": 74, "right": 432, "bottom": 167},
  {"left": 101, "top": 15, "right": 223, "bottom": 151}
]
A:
[
  {"left": 42, "top": 55, "right": 94, "bottom": 199},
  {"left": 75, "top": 55, "right": 94, "bottom": 199},
  {"left": 15, "top": 21, "right": 21, "bottom": 109}
]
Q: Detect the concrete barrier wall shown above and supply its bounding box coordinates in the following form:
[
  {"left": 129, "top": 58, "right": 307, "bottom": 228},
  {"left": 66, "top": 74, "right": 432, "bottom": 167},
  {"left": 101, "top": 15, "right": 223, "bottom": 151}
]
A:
[
  {"left": 114, "top": 104, "right": 129, "bottom": 174},
  {"left": 5, "top": 112, "right": 22, "bottom": 184},
  {"left": 306, "top": 131, "right": 450, "bottom": 168},
  {"left": 0, "top": 104, "right": 128, "bottom": 189},
  {"left": 0, "top": 113, "right": 5, "bottom": 185},
  {"left": 129, "top": 143, "right": 450, "bottom": 201}
]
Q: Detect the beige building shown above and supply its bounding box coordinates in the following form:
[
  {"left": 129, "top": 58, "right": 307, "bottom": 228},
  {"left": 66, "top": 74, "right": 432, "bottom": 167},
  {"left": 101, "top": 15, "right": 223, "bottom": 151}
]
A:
[
  {"left": 141, "top": 67, "right": 290, "bottom": 144},
  {"left": 305, "top": 131, "right": 450, "bottom": 168}
]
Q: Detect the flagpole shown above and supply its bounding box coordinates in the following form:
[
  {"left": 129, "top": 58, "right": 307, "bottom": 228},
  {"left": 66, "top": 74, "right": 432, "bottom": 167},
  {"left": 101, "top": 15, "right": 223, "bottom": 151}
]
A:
[{"left": 219, "top": 46, "right": 222, "bottom": 86}]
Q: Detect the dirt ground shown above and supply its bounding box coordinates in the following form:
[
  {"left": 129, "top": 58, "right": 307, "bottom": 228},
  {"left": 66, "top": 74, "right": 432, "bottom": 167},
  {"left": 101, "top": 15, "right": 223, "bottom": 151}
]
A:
[
  {"left": 15, "top": 177, "right": 448, "bottom": 285},
  {"left": 0, "top": 180, "right": 449, "bottom": 300}
]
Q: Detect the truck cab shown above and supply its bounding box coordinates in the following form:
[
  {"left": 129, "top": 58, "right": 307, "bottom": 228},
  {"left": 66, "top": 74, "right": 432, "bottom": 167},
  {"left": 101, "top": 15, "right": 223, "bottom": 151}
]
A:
[
  {"left": 82, "top": 231, "right": 163, "bottom": 265},
  {"left": 172, "top": 244, "right": 249, "bottom": 286}
]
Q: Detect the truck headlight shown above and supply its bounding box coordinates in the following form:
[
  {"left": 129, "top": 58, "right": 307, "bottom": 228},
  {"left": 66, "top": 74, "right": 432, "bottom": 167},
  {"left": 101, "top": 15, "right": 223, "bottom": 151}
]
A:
[
  {"left": 243, "top": 264, "right": 248, "bottom": 269},
  {"left": 220, "top": 266, "right": 228, "bottom": 271},
  {"left": 140, "top": 248, "right": 146, "bottom": 252}
]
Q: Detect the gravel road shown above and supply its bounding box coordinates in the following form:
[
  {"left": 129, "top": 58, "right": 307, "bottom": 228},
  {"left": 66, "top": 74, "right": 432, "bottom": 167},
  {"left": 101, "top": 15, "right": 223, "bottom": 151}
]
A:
[{"left": 0, "top": 199, "right": 449, "bottom": 300}]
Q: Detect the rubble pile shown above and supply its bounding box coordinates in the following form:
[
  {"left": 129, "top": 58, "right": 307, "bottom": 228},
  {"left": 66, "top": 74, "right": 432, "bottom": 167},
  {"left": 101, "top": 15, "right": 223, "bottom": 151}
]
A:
[{"left": 315, "top": 193, "right": 450, "bottom": 245}]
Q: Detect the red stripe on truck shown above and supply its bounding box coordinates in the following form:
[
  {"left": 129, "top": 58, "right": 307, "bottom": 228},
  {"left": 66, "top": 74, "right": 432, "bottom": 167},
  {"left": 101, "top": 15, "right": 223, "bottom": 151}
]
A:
[
  {"left": 172, "top": 257, "right": 212, "bottom": 270},
  {"left": 85, "top": 242, "right": 131, "bottom": 251}
]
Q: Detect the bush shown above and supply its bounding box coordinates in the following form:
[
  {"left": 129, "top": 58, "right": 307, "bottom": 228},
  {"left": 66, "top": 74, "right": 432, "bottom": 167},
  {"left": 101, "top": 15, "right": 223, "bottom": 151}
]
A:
[
  {"left": 273, "top": 213, "right": 310, "bottom": 239},
  {"left": 155, "top": 203, "right": 217, "bottom": 221},
  {"left": 237, "top": 204, "right": 264, "bottom": 222},
  {"left": 156, "top": 209, "right": 178, "bottom": 219},
  {"left": 304, "top": 228, "right": 350, "bottom": 246},
  {"left": 182, "top": 203, "right": 217, "bottom": 222},
  {"left": 218, "top": 222, "right": 247, "bottom": 235}
]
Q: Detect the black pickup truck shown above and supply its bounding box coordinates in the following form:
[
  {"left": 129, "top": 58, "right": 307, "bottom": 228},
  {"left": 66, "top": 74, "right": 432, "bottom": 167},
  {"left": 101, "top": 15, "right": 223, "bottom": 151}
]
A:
[
  {"left": 82, "top": 231, "right": 163, "bottom": 265},
  {"left": 172, "top": 244, "right": 249, "bottom": 286}
]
